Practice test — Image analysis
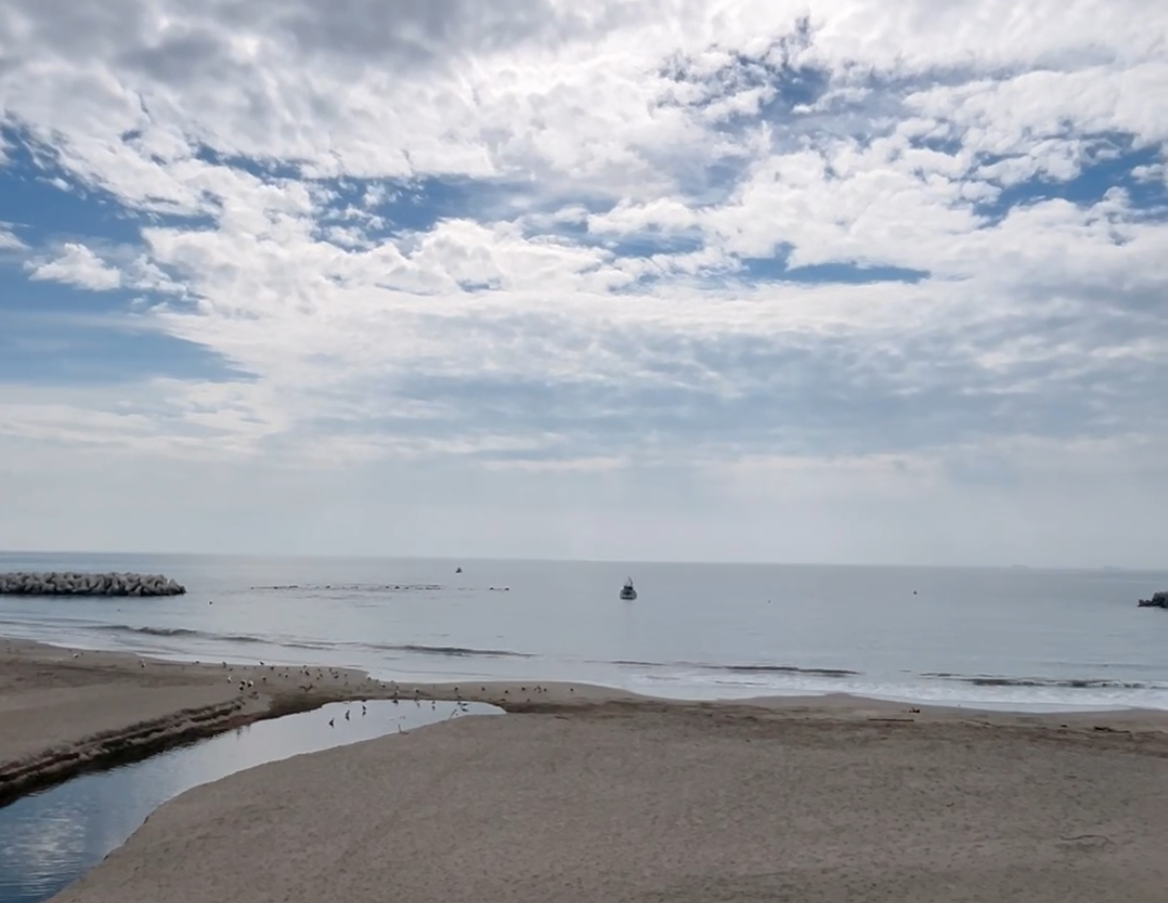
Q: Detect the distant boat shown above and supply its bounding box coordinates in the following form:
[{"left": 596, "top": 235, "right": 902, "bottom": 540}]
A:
[
  {"left": 455, "top": 567, "right": 462, "bottom": 574},
  {"left": 620, "top": 577, "right": 637, "bottom": 601}
]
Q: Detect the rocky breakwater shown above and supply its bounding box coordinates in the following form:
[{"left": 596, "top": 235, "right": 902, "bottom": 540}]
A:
[
  {"left": 0, "top": 571, "right": 187, "bottom": 596},
  {"left": 1137, "top": 591, "right": 1167, "bottom": 609}
]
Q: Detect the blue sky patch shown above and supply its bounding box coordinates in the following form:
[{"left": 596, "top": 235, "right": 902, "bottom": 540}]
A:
[
  {"left": 311, "top": 174, "right": 533, "bottom": 244},
  {"left": 605, "top": 231, "right": 705, "bottom": 258},
  {"left": 739, "top": 256, "right": 930, "bottom": 284},
  {"left": 0, "top": 127, "right": 144, "bottom": 248},
  {"left": 658, "top": 25, "right": 830, "bottom": 138},
  {"left": 975, "top": 135, "right": 1167, "bottom": 223},
  {"left": 192, "top": 144, "right": 305, "bottom": 181},
  {"left": 0, "top": 254, "right": 246, "bottom": 386},
  {"left": 731, "top": 246, "right": 930, "bottom": 284},
  {"left": 0, "top": 306, "right": 249, "bottom": 385}
]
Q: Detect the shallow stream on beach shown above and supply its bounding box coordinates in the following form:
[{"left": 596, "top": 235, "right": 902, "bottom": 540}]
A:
[{"left": 0, "top": 700, "right": 500, "bottom": 903}]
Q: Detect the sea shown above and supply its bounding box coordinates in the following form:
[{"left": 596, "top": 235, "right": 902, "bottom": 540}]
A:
[{"left": 2, "top": 552, "right": 1167, "bottom": 713}]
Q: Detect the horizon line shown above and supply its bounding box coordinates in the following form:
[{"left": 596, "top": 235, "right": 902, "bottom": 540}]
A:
[{"left": 0, "top": 549, "right": 1163, "bottom": 574}]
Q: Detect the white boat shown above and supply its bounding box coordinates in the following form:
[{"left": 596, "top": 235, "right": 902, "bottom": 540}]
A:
[{"left": 620, "top": 577, "right": 637, "bottom": 601}]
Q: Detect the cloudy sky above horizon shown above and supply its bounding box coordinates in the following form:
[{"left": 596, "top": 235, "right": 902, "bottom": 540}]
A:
[{"left": 1, "top": 0, "right": 1167, "bottom": 565}]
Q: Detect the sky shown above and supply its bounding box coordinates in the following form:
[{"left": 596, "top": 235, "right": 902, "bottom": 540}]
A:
[{"left": 1, "top": 0, "right": 1167, "bottom": 566}]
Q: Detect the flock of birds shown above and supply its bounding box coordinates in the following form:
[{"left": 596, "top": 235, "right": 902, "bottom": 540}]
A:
[
  {"left": 326, "top": 703, "right": 367, "bottom": 727},
  {"left": 204, "top": 659, "right": 532, "bottom": 727},
  {"left": 68, "top": 641, "right": 569, "bottom": 735}
]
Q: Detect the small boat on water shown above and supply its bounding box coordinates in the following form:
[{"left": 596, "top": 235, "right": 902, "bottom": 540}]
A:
[{"left": 620, "top": 578, "right": 637, "bottom": 601}]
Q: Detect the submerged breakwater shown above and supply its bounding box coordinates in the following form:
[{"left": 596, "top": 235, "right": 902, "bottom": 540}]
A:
[{"left": 0, "top": 572, "right": 186, "bottom": 597}]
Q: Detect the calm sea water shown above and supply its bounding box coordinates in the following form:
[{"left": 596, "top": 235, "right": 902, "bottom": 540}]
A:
[{"left": 2, "top": 552, "right": 1167, "bottom": 711}]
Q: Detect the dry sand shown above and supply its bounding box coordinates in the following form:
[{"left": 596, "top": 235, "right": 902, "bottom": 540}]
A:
[{"left": 3, "top": 639, "right": 1168, "bottom": 902}]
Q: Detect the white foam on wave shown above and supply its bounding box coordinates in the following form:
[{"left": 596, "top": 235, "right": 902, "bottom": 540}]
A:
[
  {"left": 5, "top": 608, "right": 1167, "bottom": 714},
  {"left": 622, "top": 668, "right": 1168, "bottom": 712}
]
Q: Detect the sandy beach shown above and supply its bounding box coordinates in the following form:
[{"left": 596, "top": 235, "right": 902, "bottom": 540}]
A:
[{"left": 2, "top": 640, "right": 1167, "bottom": 902}]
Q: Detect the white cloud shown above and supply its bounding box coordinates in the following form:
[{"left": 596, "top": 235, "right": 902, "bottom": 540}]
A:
[
  {"left": 1133, "top": 161, "right": 1168, "bottom": 186},
  {"left": 26, "top": 243, "right": 123, "bottom": 291},
  {"left": 0, "top": 0, "right": 1166, "bottom": 561},
  {"left": 0, "top": 225, "right": 24, "bottom": 250}
]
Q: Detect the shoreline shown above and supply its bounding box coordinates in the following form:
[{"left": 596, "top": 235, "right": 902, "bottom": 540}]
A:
[
  {"left": 3, "top": 636, "right": 1168, "bottom": 810},
  {"left": 12, "top": 629, "right": 1168, "bottom": 715},
  {"left": 7, "top": 637, "right": 1168, "bottom": 902}
]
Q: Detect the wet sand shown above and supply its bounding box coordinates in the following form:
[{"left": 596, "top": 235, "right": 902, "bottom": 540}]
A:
[{"left": 3, "top": 639, "right": 1168, "bottom": 902}]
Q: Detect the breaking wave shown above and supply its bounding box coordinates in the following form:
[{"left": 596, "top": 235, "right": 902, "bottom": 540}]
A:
[
  {"left": 91, "top": 626, "right": 532, "bottom": 660},
  {"left": 77, "top": 631, "right": 1167, "bottom": 696},
  {"left": 94, "top": 624, "right": 267, "bottom": 644},
  {"left": 923, "top": 673, "right": 1163, "bottom": 690},
  {"left": 609, "top": 659, "right": 859, "bottom": 678},
  {"left": 368, "top": 643, "right": 534, "bottom": 659}
]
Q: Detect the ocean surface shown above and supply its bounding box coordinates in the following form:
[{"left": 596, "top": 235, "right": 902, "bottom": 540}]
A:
[{"left": 2, "top": 552, "right": 1167, "bottom": 712}]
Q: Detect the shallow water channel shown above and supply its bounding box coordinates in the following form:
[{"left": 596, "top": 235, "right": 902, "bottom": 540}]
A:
[{"left": 0, "top": 700, "right": 500, "bottom": 903}]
